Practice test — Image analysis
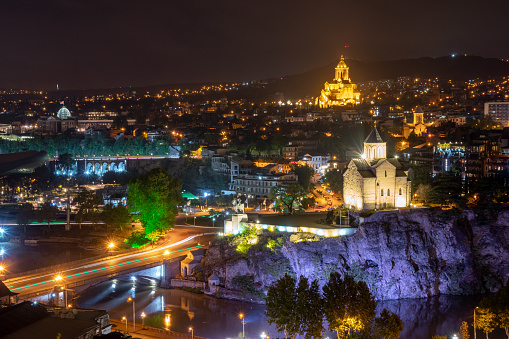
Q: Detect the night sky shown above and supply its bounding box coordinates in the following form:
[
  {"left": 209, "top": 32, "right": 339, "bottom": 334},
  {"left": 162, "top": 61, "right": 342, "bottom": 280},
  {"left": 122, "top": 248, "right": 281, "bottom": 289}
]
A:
[{"left": 2, "top": 0, "right": 509, "bottom": 90}]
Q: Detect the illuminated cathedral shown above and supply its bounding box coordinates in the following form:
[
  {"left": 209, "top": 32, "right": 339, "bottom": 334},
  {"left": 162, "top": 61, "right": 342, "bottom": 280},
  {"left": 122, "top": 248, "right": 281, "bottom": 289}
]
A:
[
  {"left": 343, "top": 127, "right": 411, "bottom": 211},
  {"left": 316, "top": 56, "right": 361, "bottom": 108}
]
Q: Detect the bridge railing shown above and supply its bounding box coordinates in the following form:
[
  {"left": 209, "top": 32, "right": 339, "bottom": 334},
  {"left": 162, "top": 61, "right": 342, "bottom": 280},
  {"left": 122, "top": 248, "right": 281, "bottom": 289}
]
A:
[{"left": 4, "top": 244, "right": 152, "bottom": 281}]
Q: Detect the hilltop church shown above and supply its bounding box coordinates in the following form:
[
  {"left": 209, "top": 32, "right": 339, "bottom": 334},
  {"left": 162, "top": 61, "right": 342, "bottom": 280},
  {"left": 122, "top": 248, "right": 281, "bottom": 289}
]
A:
[
  {"left": 316, "top": 56, "right": 360, "bottom": 108},
  {"left": 343, "top": 127, "right": 411, "bottom": 211}
]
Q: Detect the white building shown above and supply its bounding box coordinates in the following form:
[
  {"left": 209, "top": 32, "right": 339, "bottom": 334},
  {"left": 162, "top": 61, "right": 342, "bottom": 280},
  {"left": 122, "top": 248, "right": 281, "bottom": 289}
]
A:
[
  {"left": 343, "top": 127, "right": 411, "bottom": 211},
  {"left": 484, "top": 102, "right": 509, "bottom": 127},
  {"left": 301, "top": 154, "right": 331, "bottom": 175},
  {"left": 233, "top": 173, "right": 298, "bottom": 197}
]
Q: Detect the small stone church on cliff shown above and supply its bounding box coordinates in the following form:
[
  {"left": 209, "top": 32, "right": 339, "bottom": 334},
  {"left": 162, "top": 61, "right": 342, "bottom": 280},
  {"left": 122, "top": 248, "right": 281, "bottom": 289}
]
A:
[{"left": 343, "top": 127, "right": 411, "bottom": 211}]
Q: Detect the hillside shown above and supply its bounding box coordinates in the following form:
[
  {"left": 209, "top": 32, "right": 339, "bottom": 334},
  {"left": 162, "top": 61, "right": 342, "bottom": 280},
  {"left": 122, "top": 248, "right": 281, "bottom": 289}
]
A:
[{"left": 268, "top": 55, "right": 509, "bottom": 99}]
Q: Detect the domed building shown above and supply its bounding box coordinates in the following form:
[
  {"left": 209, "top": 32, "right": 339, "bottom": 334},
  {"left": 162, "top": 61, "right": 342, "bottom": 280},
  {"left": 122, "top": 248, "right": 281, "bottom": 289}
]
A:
[
  {"left": 57, "top": 107, "right": 72, "bottom": 120},
  {"left": 316, "top": 56, "right": 361, "bottom": 108}
]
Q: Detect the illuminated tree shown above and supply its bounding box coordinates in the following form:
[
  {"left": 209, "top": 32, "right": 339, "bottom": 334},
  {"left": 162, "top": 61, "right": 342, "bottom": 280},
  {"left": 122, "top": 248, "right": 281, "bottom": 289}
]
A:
[
  {"left": 476, "top": 306, "right": 496, "bottom": 339},
  {"left": 269, "top": 184, "right": 306, "bottom": 214},
  {"left": 322, "top": 273, "right": 377, "bottom": 338},
  {"left": 491, "top": 281, "right": 509, "bottom": 338},
  {"left": 459, "top": 321, "right": 470, "bottom": 339},
  {"left": 127, "top": 168, "right": 183, "bottom": 237}
]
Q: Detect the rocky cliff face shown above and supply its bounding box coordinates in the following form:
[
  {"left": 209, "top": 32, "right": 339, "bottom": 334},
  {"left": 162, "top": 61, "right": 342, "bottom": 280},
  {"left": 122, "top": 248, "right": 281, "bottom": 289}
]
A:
[{"left": 200, "top": 209, "right": 509, "bottom": 300}]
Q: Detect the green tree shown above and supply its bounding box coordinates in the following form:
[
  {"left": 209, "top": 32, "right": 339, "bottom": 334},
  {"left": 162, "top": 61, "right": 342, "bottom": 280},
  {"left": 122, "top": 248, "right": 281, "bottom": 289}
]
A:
[
  {"left": 127, "top": 168, "right": 183, "bottom": 238},
  {"left": 17, "top": 203, "right": 34, "bottom": 233},
  {"left": 323, "top": 169, "right": 343, "bottom": 195},
  {"left": 296, "top": 277, "right": 324, "bottom": 339},
  {"left": 58, "top": 153, "right": 74, "bottom": 174},
  {"left": 293, "top": 165, "right": 315, "bottom": 192},
  {"left": 73, "top": 189, "right": 103, "bottom": 229},
  {"left": 36, "top": 201, "right": 58, "bottom": 229},
  {"left": 428, "top": 171, "right": 466, "bottom": 208},
  {"left": 414, "top": 184, "right": 432, "bottom": 203},
  {"left": 101, "top": 204, "right": 131, "bottom": 231},
  {"left": 373, "top": 308, "right": 404, "bottom": 339},
  {"left": 265, "top": 274, "right": 300, "bottom": 339},
  {"left": 269, "top": 184, "right": 307, "bottom": 214},
  {"left": 322, "top": 273, "right": 377, "bottom": 339}
]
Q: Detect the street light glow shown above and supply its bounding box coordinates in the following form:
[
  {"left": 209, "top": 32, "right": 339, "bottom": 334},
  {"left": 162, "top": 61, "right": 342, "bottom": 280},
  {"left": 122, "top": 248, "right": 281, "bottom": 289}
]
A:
[
  {"left": 55, "top": 275, "right": 62, "bottom": 281},
  {"left": 108, "top": 242, "right": 114, "bottom": 249}
]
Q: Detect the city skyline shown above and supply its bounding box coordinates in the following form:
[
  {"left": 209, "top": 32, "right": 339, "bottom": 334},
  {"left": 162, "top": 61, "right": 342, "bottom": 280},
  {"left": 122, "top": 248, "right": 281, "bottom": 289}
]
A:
[{"left": 2, "top": 0, "right": 509, "bottom": 90}]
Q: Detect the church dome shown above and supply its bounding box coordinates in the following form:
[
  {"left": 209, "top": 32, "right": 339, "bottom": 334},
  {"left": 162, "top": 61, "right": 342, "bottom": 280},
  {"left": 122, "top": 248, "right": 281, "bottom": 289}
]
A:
[{"left": 57, "top": 107, "right": 72, "bottom": 119}]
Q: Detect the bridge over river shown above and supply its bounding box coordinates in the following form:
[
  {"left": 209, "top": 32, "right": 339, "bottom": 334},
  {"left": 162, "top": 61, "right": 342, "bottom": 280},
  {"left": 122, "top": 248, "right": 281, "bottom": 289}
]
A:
[{"left": 2, "top": 226, "right": 218, "bottom": 304}]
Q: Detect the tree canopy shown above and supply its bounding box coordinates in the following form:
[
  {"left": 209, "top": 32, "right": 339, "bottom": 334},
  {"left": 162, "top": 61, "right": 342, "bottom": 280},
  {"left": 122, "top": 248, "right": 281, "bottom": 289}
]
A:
[
  {"left": 269, "top": 184, "right": 307, "bottom": 214},
  {"left": 127, "top": 168, "right": 183, "bottom": 237}
]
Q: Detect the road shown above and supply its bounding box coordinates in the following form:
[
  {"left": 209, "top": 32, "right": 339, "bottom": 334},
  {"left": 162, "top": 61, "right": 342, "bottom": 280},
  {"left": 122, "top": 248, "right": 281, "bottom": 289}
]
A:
[{"left": 4, "top": 225, "right": 219, "bottom": 297}]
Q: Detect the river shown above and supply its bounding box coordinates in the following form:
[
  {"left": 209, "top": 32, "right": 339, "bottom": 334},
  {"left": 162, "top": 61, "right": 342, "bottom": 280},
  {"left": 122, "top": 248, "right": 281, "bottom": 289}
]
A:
[{"left": 77, "top": 280, "right": 508, "bottom": 339}]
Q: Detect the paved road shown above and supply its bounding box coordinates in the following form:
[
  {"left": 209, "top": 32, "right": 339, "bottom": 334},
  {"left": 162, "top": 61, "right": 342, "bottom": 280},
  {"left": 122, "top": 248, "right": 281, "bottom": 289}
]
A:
[{"left": 4, "top": 225, "right": 219, "bottom": 296}]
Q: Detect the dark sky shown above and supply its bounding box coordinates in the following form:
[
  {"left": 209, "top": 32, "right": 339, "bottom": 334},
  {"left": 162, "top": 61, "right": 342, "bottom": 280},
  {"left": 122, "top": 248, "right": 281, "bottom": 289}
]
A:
[{"left": 2, "top": 0, "right": 509, "bottom": 90}]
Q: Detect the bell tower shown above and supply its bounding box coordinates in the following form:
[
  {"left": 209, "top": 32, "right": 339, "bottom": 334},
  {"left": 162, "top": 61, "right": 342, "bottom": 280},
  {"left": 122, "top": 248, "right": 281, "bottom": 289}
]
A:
[
  {"left": 413, "top": 106, "right": 424, "bottom": 125},
  {"left": 363, "top": 126, "right": 386, "bottom": 161},
  {"left": 335, "top": 55, "right": 349, "bottom": 82}
]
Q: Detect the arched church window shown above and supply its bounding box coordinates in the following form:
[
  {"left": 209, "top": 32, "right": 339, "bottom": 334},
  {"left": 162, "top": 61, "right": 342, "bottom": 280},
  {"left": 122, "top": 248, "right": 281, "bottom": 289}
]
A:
[
  {"left": 385, "top": 170, "right": 387, "bottom": 177},
  {"left": 381, "top": 189, "right": 384, "bottom": 196},
  {"left": 387, "top": 189, "right": 390, "bottom": 196}
]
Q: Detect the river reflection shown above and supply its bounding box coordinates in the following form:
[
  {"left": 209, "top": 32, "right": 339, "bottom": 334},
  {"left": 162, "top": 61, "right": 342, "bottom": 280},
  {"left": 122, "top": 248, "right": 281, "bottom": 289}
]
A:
[{"left": 77, "top": 280, "right": 507, "bottom": 339}]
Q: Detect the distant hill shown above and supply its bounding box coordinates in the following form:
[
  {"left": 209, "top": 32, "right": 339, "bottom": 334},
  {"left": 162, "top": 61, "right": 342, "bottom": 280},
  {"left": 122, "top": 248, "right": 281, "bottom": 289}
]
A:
[
  {"left": 43, "top": 55, "right": 509, "bottom": 101},
  {"left": 267, "top": 55, "right": 509, "bottom": 100}
]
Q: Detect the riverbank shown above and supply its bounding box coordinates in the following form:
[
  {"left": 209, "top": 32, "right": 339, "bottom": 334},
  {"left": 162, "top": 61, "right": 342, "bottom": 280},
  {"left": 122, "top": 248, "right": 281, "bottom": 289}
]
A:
[{"left": 109, "top": 318, "right": 205, "bottom": 339}]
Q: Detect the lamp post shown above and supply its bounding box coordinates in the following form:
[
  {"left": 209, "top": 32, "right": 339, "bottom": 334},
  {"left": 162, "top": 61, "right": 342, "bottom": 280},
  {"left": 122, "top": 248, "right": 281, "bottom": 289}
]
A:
[
  {"left": 474, "top": 306, "right": 479, "bottom": 339},
  {"left": 141, "top": 312, "right": 146, "bottom": 329},
  {"left": 239, "top": 313, "right": 246, "bottom": 339},
  {"left": 189, "top": 327, "right": 194, "bottom": 339},
  {"left": 122, "top": 316, "right": 128, "bottom": 333},
  {"left": 194, "top": 216, "right": 196, "bottom": 225},
  {"left": 108, "top": 242, "right": 114, "bottom": 254},
  {"left": 127, "top": 297, "right": 136, "bottom": 332},
  {"left": 212, "top": 217, "right": 216, "bottom": 227}
]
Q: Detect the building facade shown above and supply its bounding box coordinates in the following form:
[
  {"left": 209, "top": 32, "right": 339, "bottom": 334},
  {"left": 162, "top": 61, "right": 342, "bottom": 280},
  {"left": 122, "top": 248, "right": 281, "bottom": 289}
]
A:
[
  {"left": 485, "top": 102, "right": 509, "bottom": 127},
  {"left": 343, "top": 127, "right": 411, "bottom": 211},
  {"left": 316, "top": 56, "right": 361, "bottom": 108}
]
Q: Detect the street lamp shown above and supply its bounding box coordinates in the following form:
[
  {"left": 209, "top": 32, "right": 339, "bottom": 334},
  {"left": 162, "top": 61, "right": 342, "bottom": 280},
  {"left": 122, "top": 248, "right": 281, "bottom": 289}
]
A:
[
  {"left": 127, "top": 297, "right": 136, "bottom": 332},
  {"left": 141, "top": 312, "right": 146, "bottom": 329},
  {"left": 164, "top": 249, "right": 170, "bottom": 256},
  {"left": 239, "top": 313, "right": 246, "bottom": 339},
  {"left": 122, "top": 316, "right": 128, "bottom": 333},
  {"left": 108, "top": 242, "right": 114, "bottom": 253},
  {"left": 189, "top": 327, "right": 194, "bottom": 339},
  {"left": 194, "top": 216, "right": 196, "bottom": 225},
  {"left": 212, "top": 217, "right": 216, "bottom": 227},
  {"left": 452, "top": 335, "right": 458, "bottom": 339}
]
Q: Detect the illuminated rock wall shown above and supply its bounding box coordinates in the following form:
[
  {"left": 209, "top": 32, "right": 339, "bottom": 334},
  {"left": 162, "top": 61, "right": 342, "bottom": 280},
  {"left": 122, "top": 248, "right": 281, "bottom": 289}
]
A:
[{"left": 200, "top": 209, "right": 509, "bottom": 300}]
